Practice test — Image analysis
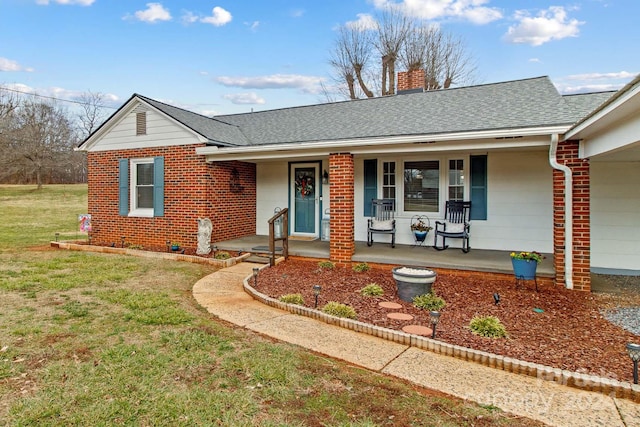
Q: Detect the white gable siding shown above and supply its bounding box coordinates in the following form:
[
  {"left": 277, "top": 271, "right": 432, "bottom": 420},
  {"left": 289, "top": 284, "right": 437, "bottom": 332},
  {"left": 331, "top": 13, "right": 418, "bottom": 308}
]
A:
[
  {"left": 88, "top": 107, "right": 202, "bottom": 152},
  {"left": 591, "top": 161, "right": 640, "bottom": 272}
]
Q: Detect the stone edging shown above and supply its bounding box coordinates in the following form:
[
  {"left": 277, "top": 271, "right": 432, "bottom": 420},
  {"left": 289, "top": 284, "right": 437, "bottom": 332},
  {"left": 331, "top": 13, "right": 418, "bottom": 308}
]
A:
[
  {"left": 50, "top": 241, "right": 251, "bottom": 268},
  {"left": 243, "top": 267, "right": 640, "bottom": 403}
]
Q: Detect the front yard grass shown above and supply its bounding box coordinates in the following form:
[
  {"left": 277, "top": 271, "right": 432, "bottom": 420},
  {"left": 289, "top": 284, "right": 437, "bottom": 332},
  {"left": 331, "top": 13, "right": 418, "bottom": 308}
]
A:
[{"left": 0, "top": 185, "right": 543, "bottom": 426}]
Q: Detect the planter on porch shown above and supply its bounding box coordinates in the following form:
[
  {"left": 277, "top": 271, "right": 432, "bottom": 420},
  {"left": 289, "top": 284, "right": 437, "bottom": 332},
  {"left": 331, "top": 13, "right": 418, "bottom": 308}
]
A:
[
  {"left": 511, "top": 258, "right": 537, "bottom": 280},
  {"left": 392, "top": 266, "right": 437, "bottom": 302}
]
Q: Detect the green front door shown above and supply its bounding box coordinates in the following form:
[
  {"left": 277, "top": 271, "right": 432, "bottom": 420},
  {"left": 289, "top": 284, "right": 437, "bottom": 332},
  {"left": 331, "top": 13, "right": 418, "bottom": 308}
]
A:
[{"left": 291, "top": 163, "right": 319, "bottom": 236}]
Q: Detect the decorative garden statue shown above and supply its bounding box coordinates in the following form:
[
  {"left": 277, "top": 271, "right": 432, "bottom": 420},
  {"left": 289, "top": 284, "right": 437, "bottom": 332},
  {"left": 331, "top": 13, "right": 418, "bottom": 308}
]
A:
[{"left": 196, "top": 218, "right": 213, "bottom": 255}]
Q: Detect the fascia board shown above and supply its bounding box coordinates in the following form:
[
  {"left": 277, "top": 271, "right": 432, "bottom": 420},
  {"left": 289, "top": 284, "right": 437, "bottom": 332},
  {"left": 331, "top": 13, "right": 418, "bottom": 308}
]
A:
[{"left": 196, "top": 126, "right": 566, "bottom": 161}]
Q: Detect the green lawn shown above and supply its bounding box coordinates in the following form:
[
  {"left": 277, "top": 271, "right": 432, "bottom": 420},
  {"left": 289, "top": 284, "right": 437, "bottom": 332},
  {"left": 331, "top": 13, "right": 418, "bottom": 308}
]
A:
[{"left": 0, "top": 184, "right": 542, "bottom": 426}]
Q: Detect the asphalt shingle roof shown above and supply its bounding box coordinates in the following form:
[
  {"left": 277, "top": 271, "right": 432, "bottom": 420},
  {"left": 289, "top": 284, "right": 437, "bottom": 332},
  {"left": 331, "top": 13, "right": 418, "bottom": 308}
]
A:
[
  {"left": 136, "top": 76, "right": 600, "bottom": 148},
  {"left": 562, "top": 91, "right": 616, "bottom": 121}
]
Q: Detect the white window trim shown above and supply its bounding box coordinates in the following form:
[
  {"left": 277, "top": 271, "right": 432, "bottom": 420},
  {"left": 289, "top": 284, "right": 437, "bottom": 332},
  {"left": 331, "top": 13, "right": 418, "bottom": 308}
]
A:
[
  {"left": 378, "top": 155, "right": 470, "bottom": 218},
  {"left": 129, "top": 158, "right": 154, "bottom": 217}
]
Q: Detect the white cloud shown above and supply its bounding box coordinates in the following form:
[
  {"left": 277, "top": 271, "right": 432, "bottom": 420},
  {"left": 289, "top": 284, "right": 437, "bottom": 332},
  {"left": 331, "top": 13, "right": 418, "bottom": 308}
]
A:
[
  {"left": 0, "top": 57, "right": 34, "bottom": 72},
  {"left": 181, "top": 11, "right": 199, "bottom": 24},
  {"left": 131, "top": 3, "right": 172, "bottom": 23},
  {"left": 216, "top": 74, "right": 326, "bottom": 94},
  {"left": 223, "top": 93, "right": 266, "bottom": 105},
  {"left": 36, "top": 0, "right": 95, "bottom": 5},
  {"left": 529, "top": 58, "right": 541, "bottom": 63},
  {"left": 346, "top": 13, "right": 377, "bottom": 31},
  {"left": 201, "top": 7, "right": 232, "bottom": 26},
  {"left": 371, "top": 0, "right": 502, "bottom": 24},
  {"left": 554, "top": 71, "right": 637, "bottom": 94},
  {"left": 290, "top": 9, "right": 305, "bottom": 18},
  {"left": 504, "top": 6, "right": 583, "bottom": 46},
  {"left": 245, "top": 21, "right": 260, "bottom": 31}
]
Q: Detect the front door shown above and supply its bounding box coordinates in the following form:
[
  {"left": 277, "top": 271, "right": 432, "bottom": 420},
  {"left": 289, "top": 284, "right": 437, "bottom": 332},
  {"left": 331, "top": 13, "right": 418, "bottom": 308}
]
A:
[{"left": 290, "top": 163, "right": 319, "bottom": 237}]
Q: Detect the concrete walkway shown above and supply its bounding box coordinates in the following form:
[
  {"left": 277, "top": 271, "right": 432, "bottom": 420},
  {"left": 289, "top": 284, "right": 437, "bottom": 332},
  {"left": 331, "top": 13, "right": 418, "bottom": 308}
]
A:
[{"left": 193, "top": 262, "right": 640, "bottom": 427}]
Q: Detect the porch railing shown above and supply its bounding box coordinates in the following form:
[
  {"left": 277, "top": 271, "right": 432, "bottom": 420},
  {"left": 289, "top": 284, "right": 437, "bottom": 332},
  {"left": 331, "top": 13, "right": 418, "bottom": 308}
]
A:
[{"left": 268, "top": 208, "right": 289, "bottom": 266}]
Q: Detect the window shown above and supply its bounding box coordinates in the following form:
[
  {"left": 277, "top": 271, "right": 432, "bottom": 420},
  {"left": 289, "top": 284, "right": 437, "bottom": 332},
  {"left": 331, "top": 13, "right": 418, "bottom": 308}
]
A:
[
  {"left": 136, "top": 112, "right": 147, "bottom": 135},
  {"left": 133, "top": 160, "right": 154, "bottom": 210},
  {"left": 382, "top": 161, "right": 396, "bottom": 200},
  {"left": 119, "top": 157, "right": 164, "bottom": 217},
  {"left": 448, "top": 159, "right": 464, "bottom": 201},
  {"left": 404, "top": 160, "right": 439, "bottom": 212}
]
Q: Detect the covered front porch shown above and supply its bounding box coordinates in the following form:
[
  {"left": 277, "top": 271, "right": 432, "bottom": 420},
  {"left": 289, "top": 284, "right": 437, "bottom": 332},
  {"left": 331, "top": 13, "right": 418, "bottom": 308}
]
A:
[{"left": 214, "top": 235, "right": 555, "bottom": 279}]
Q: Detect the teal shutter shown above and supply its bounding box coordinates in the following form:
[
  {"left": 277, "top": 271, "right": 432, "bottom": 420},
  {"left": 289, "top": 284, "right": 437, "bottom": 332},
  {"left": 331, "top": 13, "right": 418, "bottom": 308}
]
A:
[
  {"left": 363, "top": 159, "right": 377, "bottom": 216},
  {"left": 118, "top": 159, "right": 129, "bottom": 216},
  {"left": 470, "top": 155, "right": 487, "bottom": 220},
  {"left": 153, "top": 156, "right": 164, "bottom": 217}
]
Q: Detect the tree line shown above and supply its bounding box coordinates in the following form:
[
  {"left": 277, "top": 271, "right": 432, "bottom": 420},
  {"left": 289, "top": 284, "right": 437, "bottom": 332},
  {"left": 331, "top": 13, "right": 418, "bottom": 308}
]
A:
[{"left": 0, "top": 88, "right": 108, "bottom": 188}]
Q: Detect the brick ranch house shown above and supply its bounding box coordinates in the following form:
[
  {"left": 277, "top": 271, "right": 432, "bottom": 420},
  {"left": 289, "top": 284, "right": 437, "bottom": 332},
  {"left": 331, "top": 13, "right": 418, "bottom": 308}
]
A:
[{"left": 77, "top": 72, "right": 640, "bottom": 292}]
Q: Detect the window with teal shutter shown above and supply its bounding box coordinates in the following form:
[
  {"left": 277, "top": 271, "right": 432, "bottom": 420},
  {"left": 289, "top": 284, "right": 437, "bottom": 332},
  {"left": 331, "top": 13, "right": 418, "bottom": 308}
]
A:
[
  {"left": 470, "top": 155, "right": 487, "bottom": 220},
  {"left": 363, "top": 159, "right": 377, "bottom": 216}
]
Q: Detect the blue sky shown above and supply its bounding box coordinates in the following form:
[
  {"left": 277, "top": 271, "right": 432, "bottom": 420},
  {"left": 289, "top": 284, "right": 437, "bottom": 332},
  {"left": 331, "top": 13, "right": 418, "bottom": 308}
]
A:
[{"left": 1, "top": 0, "right": 638, "bottom": 115}]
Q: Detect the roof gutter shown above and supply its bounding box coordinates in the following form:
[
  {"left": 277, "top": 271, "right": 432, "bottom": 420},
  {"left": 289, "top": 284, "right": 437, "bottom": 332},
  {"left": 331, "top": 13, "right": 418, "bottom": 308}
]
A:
[{"left": 548, "top": 134, "right": 573, "bottom": 289}]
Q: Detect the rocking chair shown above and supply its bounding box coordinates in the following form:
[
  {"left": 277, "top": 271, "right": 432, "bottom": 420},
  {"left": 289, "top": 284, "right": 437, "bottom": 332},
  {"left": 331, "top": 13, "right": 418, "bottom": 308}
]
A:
[
  {"left": 433, "top": 200, "right": 471, "bottom": 253},
  {"left": 367, "top": 199, "right": 396, "bottom": 248}
]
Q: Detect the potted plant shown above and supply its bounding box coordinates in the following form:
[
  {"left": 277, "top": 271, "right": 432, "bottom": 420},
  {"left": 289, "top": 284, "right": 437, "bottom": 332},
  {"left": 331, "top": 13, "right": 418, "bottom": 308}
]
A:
[
  {"left": 391, "top": 266, "right": 437, "bottom": 302},
  {"left": 510, "top": 251, "right": 543, "bottom": 280},
  {"left": 410, "top": 216, "right": 432, "bottom": 243},
  {"left": 171, "top": 242, "right": 180, "bottom": 251}
]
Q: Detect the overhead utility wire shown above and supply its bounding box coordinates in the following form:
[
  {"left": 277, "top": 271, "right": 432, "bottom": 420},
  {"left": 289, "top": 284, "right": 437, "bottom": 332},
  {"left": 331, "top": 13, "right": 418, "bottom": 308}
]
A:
[{"left": 0, "top": 86, "right": 118, "bottom": 110}]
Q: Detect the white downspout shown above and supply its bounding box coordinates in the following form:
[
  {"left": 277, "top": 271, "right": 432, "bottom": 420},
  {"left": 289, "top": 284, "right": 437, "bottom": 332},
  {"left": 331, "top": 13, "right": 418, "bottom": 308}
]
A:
[{"left": 549, "top": 134, "right": 573, "bottom": 289}]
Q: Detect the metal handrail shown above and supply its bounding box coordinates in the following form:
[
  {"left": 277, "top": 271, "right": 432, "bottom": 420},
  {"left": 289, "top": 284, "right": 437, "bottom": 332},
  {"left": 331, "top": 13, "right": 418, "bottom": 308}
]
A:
[{"left": 267, "top": 208, "right": 289, "bottom": 266}]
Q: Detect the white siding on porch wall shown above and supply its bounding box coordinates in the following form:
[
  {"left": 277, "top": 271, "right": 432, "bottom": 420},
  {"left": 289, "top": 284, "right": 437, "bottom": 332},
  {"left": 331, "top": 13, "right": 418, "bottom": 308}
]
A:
[
  {"left": 89, "top": 107, "right": 202, "bottom": 151},
  {"left": 591, "top": 161, "right": 640, "bottom": 272},
  {"left": 354, "top": 151, "right": 553, "bottom": 252}
]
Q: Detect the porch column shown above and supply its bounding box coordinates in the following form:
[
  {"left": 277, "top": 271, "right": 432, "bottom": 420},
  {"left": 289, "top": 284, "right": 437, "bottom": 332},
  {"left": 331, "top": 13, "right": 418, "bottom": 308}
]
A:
[
  {"left": 553, "top": 139, "right": 591, "bottom": 291},
  {"left": 329, "top": 152, "right": 355, "bottom": 265}
]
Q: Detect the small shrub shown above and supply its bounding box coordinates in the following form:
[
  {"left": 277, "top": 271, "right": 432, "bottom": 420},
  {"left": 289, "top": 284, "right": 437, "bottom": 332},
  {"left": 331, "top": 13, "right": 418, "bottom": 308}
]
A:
[
  {"left": 126, "top": 243, "right": 144, "bottom": 250},
  {"left": 214, "top": 251, "right": 231, "bottom": 260},
  {"left": 360, "top": 283, "right": 384, "bottom": 297},
  {"left": 278, "top": 294, "right": 305, "bottom": 306},
  {"left": 318, "top": 260, "right": 335, "bottom": 269},
  {"left": 352, "top": 262, "right": 370, "bottom": 273},
  {"left": 469, "top": 315, "right": 508, "bottom": 338},
  {"left": 412, "top": 292, "right": 446, "bottom": 311},
  {"left": 322, "top": 302, "right": 357, "bottom": 319}
]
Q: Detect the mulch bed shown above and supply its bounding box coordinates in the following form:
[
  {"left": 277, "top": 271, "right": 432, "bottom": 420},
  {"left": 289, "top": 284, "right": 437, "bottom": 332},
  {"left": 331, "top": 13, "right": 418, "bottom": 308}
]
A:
[{"left": 255, "top": 259, "right": 640, "bottom": 384}]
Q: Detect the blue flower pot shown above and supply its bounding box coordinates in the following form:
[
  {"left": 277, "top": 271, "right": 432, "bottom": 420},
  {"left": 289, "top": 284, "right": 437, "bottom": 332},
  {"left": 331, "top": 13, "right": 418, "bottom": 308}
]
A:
[
  {"left": 414, "top": 231, "right": 428, "bottom": 242},
  {"left": 511, "top": 258, "right": 537, "bottom": 280}
]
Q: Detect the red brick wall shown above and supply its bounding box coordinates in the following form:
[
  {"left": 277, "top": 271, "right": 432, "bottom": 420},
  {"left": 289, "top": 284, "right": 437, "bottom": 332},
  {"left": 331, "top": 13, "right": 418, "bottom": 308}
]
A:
[
  {"left": 553, "top": 140, "right": 591, "bottom": 291},
  {"left": 397, "top": 69, "right": 425, "bottom": 91},
  {"left": 87, "top": 144, "right": 256, "bottom": 250},
  {"left": 329, "top": 153, "right": 355, "bottom": 264}
]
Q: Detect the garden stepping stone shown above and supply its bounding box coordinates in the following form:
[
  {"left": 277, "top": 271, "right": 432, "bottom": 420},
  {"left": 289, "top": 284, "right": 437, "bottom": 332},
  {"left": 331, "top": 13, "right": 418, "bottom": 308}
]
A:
[
  {"left": 402, "top": 325, "right": 433, "bottom": 336},
  {"left": 387, "top": 312, "right": 413, "bottom": 321},
  {"left": 378, "top": 301, "right": 403, "bottom": 309}
]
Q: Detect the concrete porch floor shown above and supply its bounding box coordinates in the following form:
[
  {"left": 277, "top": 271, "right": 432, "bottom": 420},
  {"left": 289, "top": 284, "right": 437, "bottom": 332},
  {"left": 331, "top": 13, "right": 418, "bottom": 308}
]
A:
[{"left": 214, "top": 235, "right": 555, "bottom": 278}]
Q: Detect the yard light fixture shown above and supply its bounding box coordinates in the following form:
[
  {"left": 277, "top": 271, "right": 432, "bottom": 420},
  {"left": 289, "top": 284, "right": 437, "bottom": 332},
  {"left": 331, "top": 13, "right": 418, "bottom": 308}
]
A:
[
  {"left": 313, "top": 284, "right": 322, "bottom": 308},
  {"left": 429, "top": 311, "right": 441, "bottom": 339},
  {"left": 212, "top": 245, "right": 218, "bottom": 254},
  {"left": 252, "top": 267, "right": 259, "bottom": 287},
  {"left": 121, "top": 236, "right": 126, "bottom": 248},
  {"left": 166, "top": 240, "right": 171, "bottom": 252},
  {"left": 55, "top": 232, "right": 60, "bottom": 242},
  {"left": 493, "top": 293, "right": 500, "bottom": 305},
  {"left": 88, "top": 235, "right": 92, "bottom": 245},
  {"left": 626, "top": 343, "right": 640, "bottom": 384}
]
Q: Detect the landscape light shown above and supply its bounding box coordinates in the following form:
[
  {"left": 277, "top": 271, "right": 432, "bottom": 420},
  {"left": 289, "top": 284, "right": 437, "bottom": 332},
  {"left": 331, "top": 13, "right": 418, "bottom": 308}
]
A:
[
  {"left": 313, "top": 284, "right": 322, "bottom": 308},
  {"left": 121, "top": 236, "right": 126, "bottom": 248},
  {"left": 626, "top": 343, "right": 640, "bottom": 384},
  {"left": 429, "top": 311, "right": 441, "bottom": 339}
]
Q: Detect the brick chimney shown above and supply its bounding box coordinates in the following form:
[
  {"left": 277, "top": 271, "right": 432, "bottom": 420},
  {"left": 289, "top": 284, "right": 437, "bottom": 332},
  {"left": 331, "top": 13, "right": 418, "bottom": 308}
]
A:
[{"left": 397, "top": 69, "right": 425, "bottom": 93}]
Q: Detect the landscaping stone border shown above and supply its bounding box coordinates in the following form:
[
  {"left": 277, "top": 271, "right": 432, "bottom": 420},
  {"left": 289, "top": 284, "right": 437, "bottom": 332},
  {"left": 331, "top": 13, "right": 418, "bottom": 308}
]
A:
[
  {"left": 50, "top": 241, "right": 251, "bottom": 268},
  {"left": 244, "top": 265, "right": 640, "bottom": 403}
]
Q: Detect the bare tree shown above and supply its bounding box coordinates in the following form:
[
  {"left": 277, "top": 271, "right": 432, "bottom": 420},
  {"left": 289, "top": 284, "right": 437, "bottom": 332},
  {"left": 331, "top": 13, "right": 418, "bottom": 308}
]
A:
[
  {"left": 77, "top": 90, "right": 109, "bottom": 138},
  {"left": 1, "top": 96, "right": 76, "bottom": 189},
  {"left": 328, "top": 17, "right": 477, "bottom": 98},
  {"left": 329, "top": 25, "right": 375, "bottom": 99},
  {"left": 375, "top": 10, "right": 411, "bottom": 96}
]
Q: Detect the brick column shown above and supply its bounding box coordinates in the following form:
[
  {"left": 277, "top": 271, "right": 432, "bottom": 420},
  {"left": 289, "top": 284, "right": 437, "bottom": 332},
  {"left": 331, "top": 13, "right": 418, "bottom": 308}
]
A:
[
  {"left": 553, "top": 140, "right": 591, "bottom": 291},
  {"left": 329, "top": 153, "right": 355, "bottom": 265}
]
